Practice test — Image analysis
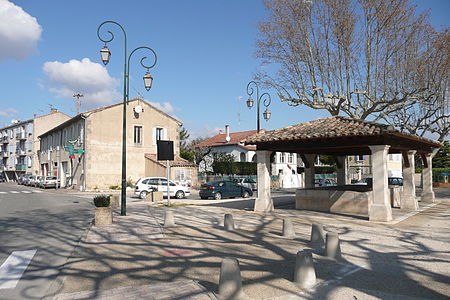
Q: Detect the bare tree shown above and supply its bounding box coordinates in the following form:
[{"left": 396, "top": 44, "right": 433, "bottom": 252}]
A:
[
  {"left": 256, "top": 0, "right": 448, "bottom": 125},
  {"left": 384, "top": 29, "right": 449, "bottom": 142}
]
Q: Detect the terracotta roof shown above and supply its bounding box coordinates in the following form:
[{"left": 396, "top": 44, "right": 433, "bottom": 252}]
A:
[
  {"left": 145, "top": 154, "right": 197, "bottom": 168},
  {"left": 194, "top": 130, "right": 258, "bottom": 150},
  {"left": 243, "top": 116, "right": 442, "bottom": 147}
]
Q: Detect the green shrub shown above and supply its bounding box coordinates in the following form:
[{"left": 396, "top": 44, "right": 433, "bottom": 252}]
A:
[
  {"left": 109, "top": 185, "right": 121, "bottom": 190},
  {"left": 93, "top": 195, "right": 110, "bottom": 207}
]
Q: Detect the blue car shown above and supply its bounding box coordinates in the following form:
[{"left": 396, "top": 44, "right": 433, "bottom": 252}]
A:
[{"left": 199, "top": 180, "right": 253, "bottom": 200}]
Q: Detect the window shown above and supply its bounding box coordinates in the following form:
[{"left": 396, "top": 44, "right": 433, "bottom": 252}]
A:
[
  {"left": 280, "top": 153, "right": 285, "bottom": 163},
  {"left": 134, "top": 126, "right": 142, "bottom": 144},
  {"left": 156, "top": 128, "right": 164, "bottom": 141},
  {"left": 288, "top": 153, "right": 294, "bottom": 164},
  {"left": 240, "top": 152, "right": 246, "bottom": 162}
]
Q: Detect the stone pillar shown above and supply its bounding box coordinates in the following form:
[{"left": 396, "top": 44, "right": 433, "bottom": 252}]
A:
[
  {"left": 255, "top": 150, "right": 274, "bottom": 212},
  {"left": 368, "top": 145, "right": 392, "bottom": 222},
  {"left": 303, "top": 154, "right": 316, "bottom": 189},
  {"left": 336, "top": 156, "right": 347, "bottom": 186},
  {"left": 421, "top": 153, "right": 435, "bottom": 203},
  {"left": 401, "top": 150, "right": 418, "bottom": 210}
]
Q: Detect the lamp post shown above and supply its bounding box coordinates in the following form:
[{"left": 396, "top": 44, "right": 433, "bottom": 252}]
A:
[
  {"left": 246, "top": 81, "right": 272, "bottom": 132},
  {"left": 97, "top": 21, "right": 157, "bottom": 216}
]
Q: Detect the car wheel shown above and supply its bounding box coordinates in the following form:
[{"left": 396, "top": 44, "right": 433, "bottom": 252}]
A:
[
  {"left": 175, "top": 190, "right": 185, "bottom": 199},
  {"left": 139, "top": 191, "right": 148, "bottom": 199},
  {"left": 242, "top": 191, "right": 250, "bottom": 198},
  {"left": 214, "top": 192, "right": 222, "bottom": 200}
]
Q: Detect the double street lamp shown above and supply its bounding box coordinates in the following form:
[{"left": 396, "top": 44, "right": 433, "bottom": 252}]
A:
[
  {"left": 97, "top": 21, "right": 157, "bottom": 216},
  {"left": 246, "top": 81, "right": 272, "bottom": 132}
]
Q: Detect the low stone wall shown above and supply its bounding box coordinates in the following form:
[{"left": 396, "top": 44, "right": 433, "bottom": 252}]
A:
[{"left": 295, "top": 187, "right": 372, "bottom": 215}]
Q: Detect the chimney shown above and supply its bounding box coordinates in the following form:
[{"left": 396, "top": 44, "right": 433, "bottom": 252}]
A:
[
  {"left": 50, "top": 108, "right": 58, "bottom": 113},
  {"left": 225, "top": 125, "right": 231, "bottom": 142}
]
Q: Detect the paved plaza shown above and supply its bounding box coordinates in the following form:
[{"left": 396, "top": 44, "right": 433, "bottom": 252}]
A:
[{"left": 48, "top": 189, "right": 450, "bottom": 300}]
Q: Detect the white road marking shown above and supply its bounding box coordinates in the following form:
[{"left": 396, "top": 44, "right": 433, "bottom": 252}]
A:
[
  {"left": 0, "top": 192, "right": 6, "bottom": 194},
  {"left": 9, "top": 191, "right": 19, "bottom": 194},
  {"left": 33, "top": 190, "right": 43, "bottom": 193},
  {"left": 0, "top": 249, "right": 37, "bottom": 289},
  {"left": 21, "top": 191, "right": 32, "bottom": 194}
]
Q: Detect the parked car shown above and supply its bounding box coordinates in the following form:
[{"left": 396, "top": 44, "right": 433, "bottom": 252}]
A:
[
  {"left": 199, "top": 180, "right": 253, "bottom": 200},
  {"left": 33, "top": 176, "right": 44, "bottom": 187},
  {"left": 134, "top": 177, "right": 190, "bottom": 199},
  {"left": 314, "top": 178, "right": 337, "bottom": 187},
  {"left": 354, "top": 177, "right": 403, "bottom": 186},
  {"left": 39, "top": 176, "right": 60, "bottom": 188},
  {"left": 232, "top": 177, "right": 257, "bottom": 191},
  {"left": 26, "top": 175, "right": 37, "bottom": 186},
  {"left": 18, "top": 174, "right": 30, "bottom": 185},
  {"left": 0, "top": 174, "right": 5, "bottom": 183}
]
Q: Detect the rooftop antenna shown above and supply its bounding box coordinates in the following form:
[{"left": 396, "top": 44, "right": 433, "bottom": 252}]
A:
[
  {"left": 132, "top": 86, "right": 144, "bottom": 100},
  {"left": 73, "top": 93, "right": 84, "bottom": 115}
]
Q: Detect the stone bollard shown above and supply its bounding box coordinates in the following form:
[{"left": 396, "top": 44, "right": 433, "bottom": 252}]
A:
[
  {"left": 325, "top": 232, "right": 342, "bottom": 260},
  {"left": 164, "top": 211, "right": 175, "bottom": 227},
  {"left": 219, "top": 257, "right": 245, "bottom": 300},
  {"left": 310, "top": 223, "right": 325, "bottom": 246},
  {"left": 282, "top": 218, "right": 295, "bottom": 238},
  {"left": 111, "top": 194, "right": 120, "bottom": 209},
  {"left": 294, "top": 250, "right": 316, "bottom": 289},
  {"left": 224, "top": 214, "right": 235, "bottom": 231}
]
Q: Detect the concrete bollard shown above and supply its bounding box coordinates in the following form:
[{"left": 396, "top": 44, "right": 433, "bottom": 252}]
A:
[
  {"left": 282, "top": 218, "right": 295, "bottom": 238},
  {"left": 219, "top": 257, "right": 245, "bottom": 300},
  {"left": 224, "top": 214, "right": 235, "bottom": 231},
  {"left": 310, "top": 223, "right": 325, "bottom": 246},
  {"left": 325, "top": 232, "right": 342, "bottom": 260},
  {"left": 294, "top": 250, "right": 316, "bottom": 289},
  {"left": 164, "top": 211, "right": 175, "bottom": 227}
]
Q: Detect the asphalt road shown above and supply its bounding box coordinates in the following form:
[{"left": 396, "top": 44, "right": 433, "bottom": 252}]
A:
[{"left": 0, "top": 183, "right": 94, "bottom": 300}]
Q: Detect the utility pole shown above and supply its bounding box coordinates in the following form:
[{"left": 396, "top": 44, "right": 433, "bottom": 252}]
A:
[{"left": 73, "top": 93, "right": 84, "bottom": 115}]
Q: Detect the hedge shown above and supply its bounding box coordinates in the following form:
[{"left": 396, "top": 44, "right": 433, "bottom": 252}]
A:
[{"left": 212, "top": 162, "right": 257, "bottom": 175}]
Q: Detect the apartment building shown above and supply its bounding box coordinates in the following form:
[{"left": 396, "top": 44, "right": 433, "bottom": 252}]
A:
[
  {"left": 348, "top": 153, "right": 403, "bottom": 182},
  {"left": 38, "top": 98, "right": 190, "bottom": 190},
  {"left": 0, "top": 110, "right": 70, "bottom": 181}
]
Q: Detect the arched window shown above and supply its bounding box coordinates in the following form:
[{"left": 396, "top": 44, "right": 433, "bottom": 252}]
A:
[
  {"left": 252, "top": 154, "right": 257, "bottom": 162},
  {"left": 240, "top": 152, "right": 246, "bottom": 162}
]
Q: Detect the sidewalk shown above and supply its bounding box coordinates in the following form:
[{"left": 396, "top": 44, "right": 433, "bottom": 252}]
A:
[{"left": 48, "top": 190, "right": 450, "bottom": 300}]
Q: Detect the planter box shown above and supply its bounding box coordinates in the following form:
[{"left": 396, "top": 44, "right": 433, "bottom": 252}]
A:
[
  {"left": 145, "top": 191, "right": 163, "bottom": 202},
  {"left": 95, "top": 206, "right": 113, "bottom": 225}
]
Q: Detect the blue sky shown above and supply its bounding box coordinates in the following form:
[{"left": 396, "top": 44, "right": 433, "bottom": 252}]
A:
[{"left": 0, "top": 0, "right": 449, "bottom": 139}]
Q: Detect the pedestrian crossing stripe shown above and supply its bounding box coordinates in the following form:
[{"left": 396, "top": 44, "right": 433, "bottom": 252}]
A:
[
  {"left": 0, "top": 192, "right": 6, "bottom": 194},
  {"left": 21, "top": 191, "right": 32, "bottom": 194},
  {"left": 9, "top": 191, "right": 19, "bottom": 194}
]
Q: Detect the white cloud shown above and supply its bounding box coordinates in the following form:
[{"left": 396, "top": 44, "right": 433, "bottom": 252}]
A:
[
  {"left": 43, "top": 58, "right": 120, "bottom": 107},
  {"left": 0, "top": 107, "right": 18, "bottom": 117},
  {"left": 0, "top": 0, "right": 42, "bottom": 61},
  {"left": 149, "top": 101, "right": 174, "bottom": 114},
  {"left": 190, "top": 125, "right": 222, "bottom": 139}
]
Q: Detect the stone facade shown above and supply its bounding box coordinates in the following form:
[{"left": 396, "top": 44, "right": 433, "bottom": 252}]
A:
[
  {"left": 0, "top": 110, "right": 70, "bottom": 180},
  {"left": 38, "top": 99, "right": 182, "bottom": 190}
]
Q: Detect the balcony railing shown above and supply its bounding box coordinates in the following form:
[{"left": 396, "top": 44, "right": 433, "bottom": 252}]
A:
[
  {"left": 1, "top": 136, "right": 9, "bottom": 143},
  {"left": 15, "top": 149, "right": 26, "bottom": 156},
  {"left": 16, "top": 132, "right": 26, "bottom": 140},
  {"left": 15, "top": 164, "right": 26, "bottom": 171},
  {"left": 1, "top": 151, "right": 9, "bottom": 157}
]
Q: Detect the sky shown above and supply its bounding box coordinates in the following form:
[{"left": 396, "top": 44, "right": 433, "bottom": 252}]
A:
[{"left": 0, "top": 0, "right": 449, "bottom": 139}]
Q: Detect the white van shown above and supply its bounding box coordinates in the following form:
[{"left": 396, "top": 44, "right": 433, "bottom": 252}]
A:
[{"left": 134, "top": 177, "right": 190, "bottom": 199}]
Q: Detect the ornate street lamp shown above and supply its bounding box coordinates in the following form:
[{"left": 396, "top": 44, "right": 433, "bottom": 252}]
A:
[
  {"left": 97, "top": 21, "right": 157, "bottom": 216},
  {"left": 246, "top": 81, "right": 272, "bottom": 132}
]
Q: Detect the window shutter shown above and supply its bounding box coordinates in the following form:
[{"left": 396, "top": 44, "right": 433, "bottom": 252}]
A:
[{"left": 152, "top": 127, "right": 157, "bottom": 145}]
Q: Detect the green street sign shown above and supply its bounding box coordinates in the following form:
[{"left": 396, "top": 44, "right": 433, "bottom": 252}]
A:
[{"left": 75, "top": 149, "right": 85, "bottom": 154}]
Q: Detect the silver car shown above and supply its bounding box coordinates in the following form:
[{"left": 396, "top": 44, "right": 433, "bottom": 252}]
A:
[{"left": 39, "top": 176, "right": 59, "bottom": 188}]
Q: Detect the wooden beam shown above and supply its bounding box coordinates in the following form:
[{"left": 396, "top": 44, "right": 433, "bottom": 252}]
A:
[
  {"left": 401, "top": 151, "right": 410, "bottom": 169},
  {"left": 421, "top": 153, "right": 429, "bottom": 168}
]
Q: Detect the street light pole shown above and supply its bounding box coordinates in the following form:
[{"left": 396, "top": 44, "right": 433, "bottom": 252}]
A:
[
  {"left": 97, "top": 21, "right": 157, "bottom": 216},
  {"left": 246, "top": 81, "right": 272, "bottom": 132}
]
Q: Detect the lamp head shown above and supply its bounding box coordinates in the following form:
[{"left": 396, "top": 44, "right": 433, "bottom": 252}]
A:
[
  {"left": 143, "top": 71, "right": 153, "bottom": 91},
  {"left": 100, "top": 46, "right": 111, "bottom": 65}
]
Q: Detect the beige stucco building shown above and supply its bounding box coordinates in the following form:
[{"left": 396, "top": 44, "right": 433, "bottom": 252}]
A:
[
  {"left": 38, "top": 98, "right": 188, "bottom": 190},
  {"left": 0, "top": 110, "right": 70, "bottom": 180}
]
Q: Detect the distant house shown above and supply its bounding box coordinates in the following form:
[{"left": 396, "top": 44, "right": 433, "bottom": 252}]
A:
[
  {"left": 194, "top": 126, "right": 302, "bottom": 181},
  {"left": 348, "top": 154, "right": 403, "bottom": 182},
  {"left": 0, "top": 109, "right": 70, "bottom": 181},
  {"left": 38, "top": 98, "right": 195, "bottom": 190}
]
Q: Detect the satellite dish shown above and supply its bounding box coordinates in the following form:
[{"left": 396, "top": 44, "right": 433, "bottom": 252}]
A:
[
  {"left": 225, "top": 136, "right": 231, "bottom": 142},
  {"left": 134, "top": 105, "right": 143, "bottom": 114}
]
